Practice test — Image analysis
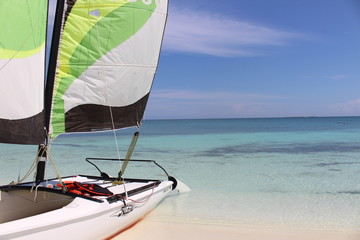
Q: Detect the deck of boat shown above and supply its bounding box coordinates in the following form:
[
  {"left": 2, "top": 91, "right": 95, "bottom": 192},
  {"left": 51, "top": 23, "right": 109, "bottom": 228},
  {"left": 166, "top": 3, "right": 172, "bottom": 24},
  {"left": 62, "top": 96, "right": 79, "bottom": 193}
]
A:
[{"left": 0, "top": 175, "right": 167, "bottom": 224}]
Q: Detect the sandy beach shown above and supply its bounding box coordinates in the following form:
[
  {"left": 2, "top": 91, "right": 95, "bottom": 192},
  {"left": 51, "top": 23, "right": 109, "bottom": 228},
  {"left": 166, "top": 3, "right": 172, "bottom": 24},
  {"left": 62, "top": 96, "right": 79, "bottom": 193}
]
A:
[{"left": 113, "top": 219, "right": 360, "bottom": 240}]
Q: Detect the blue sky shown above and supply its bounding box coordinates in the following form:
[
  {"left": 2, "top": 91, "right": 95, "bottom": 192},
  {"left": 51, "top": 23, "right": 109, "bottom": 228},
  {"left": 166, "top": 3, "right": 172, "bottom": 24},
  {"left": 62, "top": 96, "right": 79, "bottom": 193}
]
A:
[
  {"left": 145, "top": 0, "right": 360, "bottom": 119},
  {"left": 48, "top": 0, "right": 360, "bottom": 119}
]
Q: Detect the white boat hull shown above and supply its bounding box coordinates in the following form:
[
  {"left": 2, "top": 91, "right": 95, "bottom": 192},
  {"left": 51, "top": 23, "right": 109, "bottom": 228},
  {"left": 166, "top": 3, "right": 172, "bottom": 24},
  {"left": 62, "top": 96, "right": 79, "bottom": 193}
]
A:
[{"left": 0, "top": 176, "right": 174, "bottom": 240}]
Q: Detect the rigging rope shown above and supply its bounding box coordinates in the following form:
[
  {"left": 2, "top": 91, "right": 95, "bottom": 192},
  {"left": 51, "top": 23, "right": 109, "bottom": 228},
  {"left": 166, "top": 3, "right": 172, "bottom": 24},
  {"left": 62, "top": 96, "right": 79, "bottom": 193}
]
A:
[
  {"left": 128, "top": 182, "right": 156, "bottom": 204},
  {"left": 11, "top": 147, "right": 41, "bottom": 185},
  {"left": 11, "top": 138, "right": 65, "bottom": 190},
  {"left": 90, "top": 0, "right": 129, "bottom": 198},
  {"left": 47, "top": 138, "right": 66, "bottom": 189}
]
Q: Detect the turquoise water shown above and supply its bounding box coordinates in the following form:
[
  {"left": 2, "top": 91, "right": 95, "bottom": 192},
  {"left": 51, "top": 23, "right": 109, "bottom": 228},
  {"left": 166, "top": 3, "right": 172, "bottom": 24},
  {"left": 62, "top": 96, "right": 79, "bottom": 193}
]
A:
[{"left": 1, "top": 117, "right": 360, "bottom": 230}]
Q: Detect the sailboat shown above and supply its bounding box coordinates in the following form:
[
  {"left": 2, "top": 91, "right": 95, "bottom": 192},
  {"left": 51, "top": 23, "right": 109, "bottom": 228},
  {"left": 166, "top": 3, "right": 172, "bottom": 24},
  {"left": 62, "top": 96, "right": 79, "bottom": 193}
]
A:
[{"left": 0, "top": 0, "right": 187, "bottom": 239}]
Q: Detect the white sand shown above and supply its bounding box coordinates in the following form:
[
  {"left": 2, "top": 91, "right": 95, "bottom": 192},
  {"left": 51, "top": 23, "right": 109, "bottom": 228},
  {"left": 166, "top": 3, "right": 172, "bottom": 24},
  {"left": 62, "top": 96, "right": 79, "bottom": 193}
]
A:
[{"left": 112, "top": 219, "right": 360, "bottom": 240}]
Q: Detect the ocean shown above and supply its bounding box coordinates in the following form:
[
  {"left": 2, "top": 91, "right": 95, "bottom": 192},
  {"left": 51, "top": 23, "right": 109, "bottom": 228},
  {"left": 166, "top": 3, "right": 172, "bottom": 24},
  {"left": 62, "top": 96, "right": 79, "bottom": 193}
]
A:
[{"left": 1, "top": 117, "right": 360, "bottom": 231}]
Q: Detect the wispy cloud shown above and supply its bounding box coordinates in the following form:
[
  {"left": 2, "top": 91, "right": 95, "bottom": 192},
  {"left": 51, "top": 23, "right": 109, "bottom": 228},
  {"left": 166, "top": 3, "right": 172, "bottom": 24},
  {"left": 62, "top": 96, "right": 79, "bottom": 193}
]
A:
[
  {"left": 325, "top": 74, "right": 350, "bottom": 80},
  {"left": 146, "top": 89, "right": 284, "bottom": 119},
  {"left": 333, "top": 98, "right": 360, "bottom": 115},
  {"left": 151, "top": 89, "right": 281, "bottom": 101},
  {"left": 163, "top": 7, "right": 304, "bottom": 57}
]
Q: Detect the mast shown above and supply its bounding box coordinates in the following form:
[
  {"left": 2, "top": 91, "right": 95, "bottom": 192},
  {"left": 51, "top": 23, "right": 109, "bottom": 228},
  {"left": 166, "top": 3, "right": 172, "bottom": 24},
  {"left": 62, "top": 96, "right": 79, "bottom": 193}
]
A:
[
  {"left": 45, "top": 0, "right": 65, "bottom": 131},
  {"left": 36, "top": 0, "right": 65, "bottom": 184}
]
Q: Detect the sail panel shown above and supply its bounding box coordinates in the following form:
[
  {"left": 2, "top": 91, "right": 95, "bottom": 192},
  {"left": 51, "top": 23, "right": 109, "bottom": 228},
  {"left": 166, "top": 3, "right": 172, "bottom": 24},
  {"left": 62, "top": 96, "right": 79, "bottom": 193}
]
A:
[
  {"left": 50, "top": 0, "right": 168, "bottom": 137},
  {"left": 0, "top": 112, "right": 45, "bottom": 145},
  {"left": 0, "top": 0, "right": 46, "bottom": 59},
  {"left": 0, "top": 0, "right": 48, "bottom": 144},
  {"left": 65, "top": 94, "right": 149, "bottom": 132}
]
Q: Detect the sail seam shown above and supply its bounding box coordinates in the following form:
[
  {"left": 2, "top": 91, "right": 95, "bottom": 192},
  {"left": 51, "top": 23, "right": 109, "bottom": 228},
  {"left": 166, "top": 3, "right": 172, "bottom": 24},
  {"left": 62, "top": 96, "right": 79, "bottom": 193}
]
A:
[
  {"left": 0, "top": 32, "right": 36, "bottom": 70},
  {"left": 58, "top": 63, "right": 157, "bottom": 67},
  {"left": 25, "top": 0, "right": 37, "bottom": 55},
  {"left": 70, "top": 3, "right": 167, "bottom": 15}
]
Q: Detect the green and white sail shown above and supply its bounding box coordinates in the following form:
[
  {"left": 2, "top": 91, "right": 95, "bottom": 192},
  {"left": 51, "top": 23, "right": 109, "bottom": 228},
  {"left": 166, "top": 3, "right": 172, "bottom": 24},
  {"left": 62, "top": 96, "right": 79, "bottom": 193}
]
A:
[
  {"left": 50, "top": 0, "right": 168, "bottom": 137},
  {"left": 0, "top": 0, "right": 48, "bottom": 144}
]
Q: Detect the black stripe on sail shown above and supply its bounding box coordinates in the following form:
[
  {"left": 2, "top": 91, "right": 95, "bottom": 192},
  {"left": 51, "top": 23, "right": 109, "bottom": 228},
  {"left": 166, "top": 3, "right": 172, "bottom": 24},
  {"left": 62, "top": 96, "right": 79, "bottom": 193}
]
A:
[
  {"left": 0, "top": 111, "right": 45, "bottom": 145},
  {"left": 65, "top": 94, "right": 149, "bottom": 133}
]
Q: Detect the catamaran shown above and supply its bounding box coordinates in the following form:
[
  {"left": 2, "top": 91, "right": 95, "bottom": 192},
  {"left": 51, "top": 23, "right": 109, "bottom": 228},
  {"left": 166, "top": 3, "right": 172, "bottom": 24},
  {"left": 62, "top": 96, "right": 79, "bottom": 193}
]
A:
[{"left": 0, "top": 0, "right": 187, "bottom": 239}]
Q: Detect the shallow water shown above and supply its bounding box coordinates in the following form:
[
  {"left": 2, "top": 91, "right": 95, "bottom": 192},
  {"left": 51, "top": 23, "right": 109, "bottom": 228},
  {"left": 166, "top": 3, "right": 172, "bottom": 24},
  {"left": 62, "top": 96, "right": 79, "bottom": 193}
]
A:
[{"left": 1, "top": 117, "right": 360, "bottom": 230}]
